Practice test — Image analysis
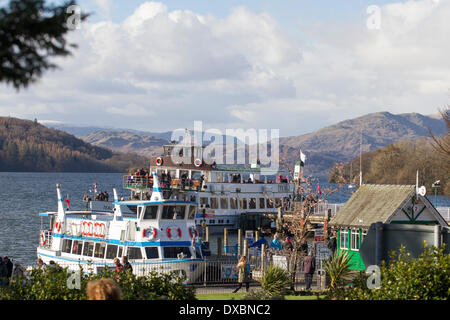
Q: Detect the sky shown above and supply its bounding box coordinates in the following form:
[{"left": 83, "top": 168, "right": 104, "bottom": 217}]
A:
[{"left": 0, "top": 0, "right": 449, "bottom": 137}]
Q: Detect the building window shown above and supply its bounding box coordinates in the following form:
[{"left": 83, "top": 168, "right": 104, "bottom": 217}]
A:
[
  {"left": 339, "top": 229, "right": 348, "bottom": 249},
  {"left": 220, "top": 198, "right": 228, "bottom": 209},
  {"left": 350, "top": 229, "right": 360, "bottom": 251},
  {"left": 200, "top": 197, "right": 209, "bottom": 207},
  {"left": 275, "top": 198, "right": 282, "bottom": 208},
  {"left": 210, "top": 198, "right": 218, "bottom": 209},
  {"left": 267, "top": 199, "right": 274, "bottom": 208}
]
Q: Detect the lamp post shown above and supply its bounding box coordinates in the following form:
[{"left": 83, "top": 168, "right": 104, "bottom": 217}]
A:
[{"left": 432, "top": 180, "right": 441, "bottom": 206}]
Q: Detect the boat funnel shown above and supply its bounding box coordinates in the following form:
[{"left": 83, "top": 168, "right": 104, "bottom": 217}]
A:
[{"left": 150, "top": 172, "right": 164, "bottom": 202}]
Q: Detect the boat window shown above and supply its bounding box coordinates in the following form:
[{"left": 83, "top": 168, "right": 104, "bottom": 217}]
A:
[
  {"left": 161, "top": 206, "right": 186, "bottom": 220},
  {"left": 145, "top": 247, "right": 159, "bottom": 259},
  {"left": 200, "top": 197, "right": 209, "bottom": 207},
  {"left": 106, "top": 244, "right": 118, "bottom": 259},
  {"left": 94, "top": 243, "right": 106, "bottom": 258},
  {"left": 72, "top": 240, "right": 83, "bottom": 255},
  {"left": 163, "top": 247, "right": 192, "bottom": 259},
  {"left": 143, "top": 206, "right": 158, "bottom": 220},
  {"left": 220, "top": 198, "right": 228, "bottom": 209},
  {"left": 62, "top": 239, "right": 72, "bottom": 253},
  {"left": 210, "top": 198, "right": 218, "bottom": 209},
  {"left": 267, "top": 199, "right": 274, "bottom": 208},
  {"left": 240, "top": 198, "right": 247, "bottom": 209},
  {"left": 259, "top": 198, "right": 265, "bottom": 209},
  {"left": 249, "top": 198, "right": 256, "bottom": 209},
  {"left": 230, "top": 198, "right": 238, "bottom": 209},
  {"left": 188, "top": 206, "right": 196, "bottom": 220},
  {"left": 118, "top": 246, "right": 123, "bottom": 258},
  {"left": 82, "top": 241, "right": 95, "bottom": 257},
  {"left": 127, "top": 247, "right": 143, "bottom": 260},
  {"left": 275, "top": 198, "right": 282, "bottom": 208}
]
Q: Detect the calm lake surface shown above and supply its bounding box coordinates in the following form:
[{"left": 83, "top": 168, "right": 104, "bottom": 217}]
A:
[{"left": 1, "top": 172, "right": 449, "bottom": 266}]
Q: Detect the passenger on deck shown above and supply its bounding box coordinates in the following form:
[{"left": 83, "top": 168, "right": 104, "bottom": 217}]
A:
[{"left": 121, "top": 256, "right": 133, "bottom": 273}]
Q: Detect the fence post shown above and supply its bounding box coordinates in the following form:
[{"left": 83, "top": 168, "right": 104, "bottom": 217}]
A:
[
  {"left": 255, "top": 230, "right": 260, "bottom": 242},
  {"left": 224, "top": 228, "right": 228, "bottom": 255},
  {"left": 243, "top": 239, "right": 249, "bottom": 258},
  {"left": 205, "top": 226, "right": 210, "bottom": 243},
  {"left": 261, "top": 243, "right": 266, "bottom": 277},
  {"left": 203, "top": 260, "right": 207, "bottom": 287}
]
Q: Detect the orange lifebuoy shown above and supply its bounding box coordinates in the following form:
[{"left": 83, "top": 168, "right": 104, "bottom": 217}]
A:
[
  {"left": 188, "top": 227, "right": 198, "bottom": 238},
  {"left": 143, "top": 228, "right": 158, "bottom": 239},
  {"left": 82, "top": 221, "right": 87, "bottom": 236},
  {"left": 167, "top": 227, "right": 181, "bottom": 239},
  {"left": 55, "top": 222, "right": 61, "bottom": 232}
]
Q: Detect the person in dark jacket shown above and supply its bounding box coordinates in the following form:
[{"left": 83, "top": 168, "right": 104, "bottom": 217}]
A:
[
  {"left": 302, "top": 252, "right": 316, "bottom": 290},
  {"left": 121, "top": 256, "right": 133, "bottom": 273},
  {"left": 3, "top": 256, "right": 13, "bottom": 278},
  {"left": 0, "top": 258, "right": 8, "bottom": 285}
]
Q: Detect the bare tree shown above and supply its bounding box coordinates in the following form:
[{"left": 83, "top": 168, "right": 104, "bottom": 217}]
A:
[{"left": 428, "top": 107, "right": 450, "bottom": 157}]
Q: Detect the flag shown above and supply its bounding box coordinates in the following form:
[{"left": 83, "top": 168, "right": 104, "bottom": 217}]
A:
[
  {"left": 93, "top": 182, "right": 98, "bottom": 194},
  {"left": 300, "top": 150, "right": 306, "bottom": 167},
  {"left": 317, "top": 183, "right": 322, "bottom": 195}
]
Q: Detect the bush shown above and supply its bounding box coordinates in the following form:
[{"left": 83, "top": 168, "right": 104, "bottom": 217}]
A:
[
  {"left": 328, "top": 244, "right": 450, "bottom": 300},
  {"left": 243, "top": 289, "right": 285, "bottom": 300},
  {"left": 323, "top": 250, "right": 353, "bottom": 290},
  {"left": 260, "top": 265, "right": 290, "bottom": 297},
  {"left": 0, "top": 264, "right": 196, "bottom": 300}
]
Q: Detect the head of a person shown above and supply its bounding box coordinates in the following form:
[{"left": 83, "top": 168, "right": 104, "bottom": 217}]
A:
[
  {"left": 3, "top": 256, "right": 8, "bottom": 262},
  {"left": 285, "top": 237, "right": 290, "bottom": 243},
  {"left": 86, "top": 278, "right": 122, "bottom": 300},
  {"left": 37, "top": 258, "right": 43, "bottom": 265},
  {"left": 239, "top": 256, "right": 247, "bottom": 263},
  {"left": 113, "top": 258, "right": 120, "bottom": 265}
]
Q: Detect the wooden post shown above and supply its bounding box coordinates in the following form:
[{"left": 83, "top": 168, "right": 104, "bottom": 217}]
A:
[
  {"left": 261, "top": 243, "right": 266, "bottom": 276},
  {"left": 238, "top": 229, "right": 242, "bottom": 257},
  {"left": 243, "top": 239, "right": 249, "bottom": 258},
  {"left": 224, "top": 228, "right": 228, "bottom": 255},
  {"left": 255, "top": 230, "right": 260, "bottom": 242},
  {"left": 217, "top": 237, "right": 222, "bottom": 257},
  {"left": 205, "top": 226, "right": 210, "bottom": 242}
]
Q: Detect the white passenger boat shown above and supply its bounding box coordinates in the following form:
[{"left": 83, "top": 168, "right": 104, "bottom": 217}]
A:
[
  {"left": 122, "top": 143, "right": 296, "bottom": 233},
  {"left": 37, "top": 173, "right": 204, "bottom": 283}
]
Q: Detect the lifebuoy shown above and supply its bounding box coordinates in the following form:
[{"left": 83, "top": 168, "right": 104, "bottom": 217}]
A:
[
  {"left": 82, "top": 221, "right": 88, "bottom": 236},
  {"left": 40, "top": 233, "right": 46, "bottom": 246},
  {"left": 86, "top": 222, "right": 93, "bottom": 236},
  {"left": 167, "top": 227, "right": 182, "bottom": 239},
  {"left": 55, "top": 222, "right": 61, "bottom": 232},
  {"left": 156, "top": 157, "right": 163, "bottom": 166},
  {"left": 98, "top": 223, "right": 105, "bottom": 238},
  {"left": 143, "top": 227, "right": 158, "bottom": 239},
  {"left": 194, "top": 158, "right": 202, "bottom": 167}
]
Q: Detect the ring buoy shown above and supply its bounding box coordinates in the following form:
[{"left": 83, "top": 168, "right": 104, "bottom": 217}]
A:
[
  {"left": 82, "top": 221, "right": 88, "bottom": 236},
  {"left": 93, "top": 222, "right": 100, "bottom": 237},
  {"left": 98, "top": 223, "right": 105, "bottom": 238},
  {"left": 167, "top": 227, "right": 182, "bottom": 240},
  {"left": 194, "top": 158, "right": 202, "bottom": 167},
  {"left": 156, "top": 157, "right": 163, "bottom": 166},
  {"left": 142, "top": 227, "right": 158, "bottom": 239},
  {"left": 55, "top": 222, "right": 61, "bottom": 232},
  {"left": 40, "top": 233, "right": 46, "bottom": 246},
  {"left": 86, "top": 222, "right": 93, "bottom": 236}
]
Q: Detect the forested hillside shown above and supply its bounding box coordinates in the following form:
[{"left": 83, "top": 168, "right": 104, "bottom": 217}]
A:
[{"left": 0, "top": 117, "right": 147, "bottom": 172}]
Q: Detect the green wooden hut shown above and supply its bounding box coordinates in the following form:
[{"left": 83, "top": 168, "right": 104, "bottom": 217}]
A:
[{"left": 329, "top": 184, "right": 448, "bottom": 271}]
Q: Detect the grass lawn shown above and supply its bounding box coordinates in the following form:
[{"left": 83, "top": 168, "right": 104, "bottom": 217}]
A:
[{"left": 196, "top": 293, "right": 325, "bottom": 300}]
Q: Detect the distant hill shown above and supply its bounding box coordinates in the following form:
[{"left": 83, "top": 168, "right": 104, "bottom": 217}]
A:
[
  {"left": 279, "top": 112, "right": 446, "bottom": 174},
  {"left": 0, "top": 117, "right": 147, "bottom": 172}
]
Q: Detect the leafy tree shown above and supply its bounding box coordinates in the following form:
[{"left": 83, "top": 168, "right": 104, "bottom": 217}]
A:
[{"left": 0, "top": 0, "right": 89, "bottom": 89}]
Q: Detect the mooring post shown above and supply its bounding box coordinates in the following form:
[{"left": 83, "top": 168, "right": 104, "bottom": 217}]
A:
[
  {"left": 205, "top": 226, "right": 210, "bottom": 242},
  {"left": 224, "top": 228, "right": 228, "bottom": 255},
  {"left": 255, "top": 230, "right": 260, "bottom": 242},
  {"left": 434, "top": 225, "right": 442, "bottom": 248},
  {"left": 238, "top": 229, "right": 242, "bottom": 257}
]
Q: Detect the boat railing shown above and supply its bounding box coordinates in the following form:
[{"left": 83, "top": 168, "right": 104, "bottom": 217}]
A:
[{"left": 39, "top": 230, "right": 53, "bottom": 249}]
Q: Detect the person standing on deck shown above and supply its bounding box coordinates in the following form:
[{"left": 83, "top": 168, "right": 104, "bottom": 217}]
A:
[{"left": 121, "top": 256, "right": 133, "bottom": 273}]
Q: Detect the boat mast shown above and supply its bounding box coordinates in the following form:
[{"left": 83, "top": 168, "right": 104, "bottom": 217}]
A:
[{"left": 359, "top": 129, "right": 363, "bottom": 187}]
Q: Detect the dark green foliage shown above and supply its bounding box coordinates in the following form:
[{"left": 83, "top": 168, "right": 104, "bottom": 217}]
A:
[
  {"left": 0, "top": 265, "right": 196, "bottom": 300},
  {"left": 0, "top": 0, "right": 89, "bottom": 89},
  {"left": 0, "top": 117, "right": 148, "bottom": 172},
  {"left": 323, "top": 251, "right": 352, "bottom": 290},
  {"left": 259, "top": 264, "right": 290, "bottom": 297},
  {"left": 328, "top": 244, "right": 450, "bottom": 300}
]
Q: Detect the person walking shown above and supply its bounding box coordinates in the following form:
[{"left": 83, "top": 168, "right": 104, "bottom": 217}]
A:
[
  {"left": 302, "top": 251, "right": 316, "bottom": 290},
  {"left": 233, "top": 256, "right": 251, "bottom": 293}
]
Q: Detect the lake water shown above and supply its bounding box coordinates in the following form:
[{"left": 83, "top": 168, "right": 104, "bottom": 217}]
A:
[{"left": 1, "top": 172, "right": 448, "bottom": 266}]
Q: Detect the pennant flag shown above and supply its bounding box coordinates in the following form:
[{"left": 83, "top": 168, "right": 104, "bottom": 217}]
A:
[
  {"left": 317, "top": 183, "right": 322, "bottom": 195},
  {"left": 93, "top": 182, "right": 98, "bottom": 194},
  {"left": 300, "top": 150, "right": 306, "bottom": 167}
]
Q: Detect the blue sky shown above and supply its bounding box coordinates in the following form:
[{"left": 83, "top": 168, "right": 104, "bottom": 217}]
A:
[{"left": 1, "top": 0, "right": 449, "bottom": 136}]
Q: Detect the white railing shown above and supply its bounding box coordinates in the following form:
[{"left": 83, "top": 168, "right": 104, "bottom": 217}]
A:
[
  {"left": 436, "top": 207, "right": 450, "bottom": 221},
  {"left": 312, "top": 202, "right": 345, "bottom": 216}
]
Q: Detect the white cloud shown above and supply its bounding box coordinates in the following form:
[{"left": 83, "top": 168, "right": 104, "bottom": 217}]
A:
[{"left": 0, "top": 1, "right": 449, "bottom": 136}]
